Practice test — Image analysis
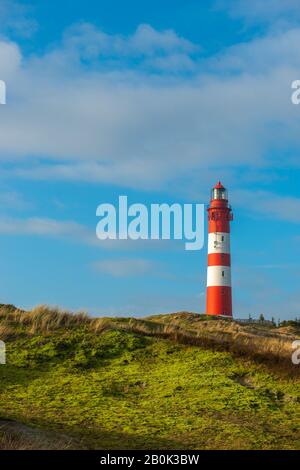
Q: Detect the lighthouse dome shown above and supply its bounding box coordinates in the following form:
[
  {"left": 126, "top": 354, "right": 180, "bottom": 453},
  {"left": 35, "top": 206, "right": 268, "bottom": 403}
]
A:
[{"left": 211, "top": 181, "right": 228, "bottom": 200}]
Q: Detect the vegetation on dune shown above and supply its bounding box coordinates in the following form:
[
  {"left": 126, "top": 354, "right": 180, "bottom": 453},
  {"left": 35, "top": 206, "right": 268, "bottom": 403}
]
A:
[
  {"left": 0, "top": 304, "right": 299, "bottom": 449},
  {"left": 1, "top": 305, "right": 299, "bottom": 367}
]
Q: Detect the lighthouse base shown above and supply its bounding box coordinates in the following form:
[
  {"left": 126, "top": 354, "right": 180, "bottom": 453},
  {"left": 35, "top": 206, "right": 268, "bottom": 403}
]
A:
[{"left": 206, "top": 286, "right": 232, "bottom": 317}]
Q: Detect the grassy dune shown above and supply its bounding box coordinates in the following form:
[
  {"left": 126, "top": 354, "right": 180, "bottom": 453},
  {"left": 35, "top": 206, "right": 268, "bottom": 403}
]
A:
[{"left": 0, "top": 305, "right": 299, "bottom": 449}]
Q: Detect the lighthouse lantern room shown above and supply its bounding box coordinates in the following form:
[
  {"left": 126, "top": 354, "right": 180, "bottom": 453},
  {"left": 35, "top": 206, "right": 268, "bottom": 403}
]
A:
[{"left": 206, "top": 181, "right": 233, "bottom": 317}]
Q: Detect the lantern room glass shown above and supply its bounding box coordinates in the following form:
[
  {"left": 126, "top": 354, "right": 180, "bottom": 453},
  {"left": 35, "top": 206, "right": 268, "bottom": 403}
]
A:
[{"left": 211, "top": 188, "right": 228, "bottom": 200}]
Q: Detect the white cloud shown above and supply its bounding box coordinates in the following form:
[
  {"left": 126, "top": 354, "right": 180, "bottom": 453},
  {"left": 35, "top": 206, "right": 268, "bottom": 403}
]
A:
[
  {"left": 0, "top": 22, "right": 299, "bottom": 197},
  {"left": 0, "top": 40, "right": 21, "bottom": 78},
  {"left": 209, "top": 28, "right": 300, "bottom": 73},
  {"left": 126, "top": 23, "right": 197, "bottom": 56},
  {"left": 0, "top": 215, "right": 180, "bottom": 252},
  {"left": 0, "top": 190, "right": 32, "bottom": 210},
  {"left": 7, "top": 160, "right": 170, "bottom": 189},
  {"left": 0, "top": 216, "right": 97, "bottom": 245},
  {"left": 0, "top": 0, "right": 37, "bottom": 39},
  {"left": 217, "top": 0, "right": 300, "bottom": 27},
  {"left": 92, "top": 257, "right": 159, "bottom": 277},
  {"left": 33, "top": 22, "right": 198, "bottom": 73},
  {"left": 233, "top": 189, "right": 300, "bottom": 223}
]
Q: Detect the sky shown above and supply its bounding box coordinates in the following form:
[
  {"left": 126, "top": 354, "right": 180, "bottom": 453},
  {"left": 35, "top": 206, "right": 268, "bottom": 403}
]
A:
[{"left": 0, "top": 0, "right": 300, "bottom": 319}]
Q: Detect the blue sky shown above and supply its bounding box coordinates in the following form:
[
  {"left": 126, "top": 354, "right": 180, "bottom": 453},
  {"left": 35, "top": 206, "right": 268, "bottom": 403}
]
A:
[{"left": 0, "top": 0, "right": 300, "bottom": 319}]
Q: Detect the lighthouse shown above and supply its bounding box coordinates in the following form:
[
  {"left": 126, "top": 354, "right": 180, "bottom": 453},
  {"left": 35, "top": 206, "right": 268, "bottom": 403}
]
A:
[{"left": 206, "top": 181, "right": 233, "bottom": 317}]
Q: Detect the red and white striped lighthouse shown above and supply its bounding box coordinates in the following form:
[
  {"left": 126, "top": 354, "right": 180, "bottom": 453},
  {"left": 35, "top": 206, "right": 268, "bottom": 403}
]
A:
[{"left": 206, "top": 181, "right": 233, "bottom": 317}]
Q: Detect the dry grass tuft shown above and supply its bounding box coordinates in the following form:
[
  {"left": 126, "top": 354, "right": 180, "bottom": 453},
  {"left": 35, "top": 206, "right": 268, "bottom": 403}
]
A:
[
  {"left": 0, "top": 324, "right": 16, "bottom": 341},
  {"left": 90, "top": 317, "right": 113, "bottom": 334},
  {"left": 6, "top": 305, "right": 90, "bottom": 334}
]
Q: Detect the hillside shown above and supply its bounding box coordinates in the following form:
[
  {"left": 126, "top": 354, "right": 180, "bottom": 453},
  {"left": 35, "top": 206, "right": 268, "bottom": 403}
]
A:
[{"left": 0, "top": 305, "right": 299, "bottom": 450}]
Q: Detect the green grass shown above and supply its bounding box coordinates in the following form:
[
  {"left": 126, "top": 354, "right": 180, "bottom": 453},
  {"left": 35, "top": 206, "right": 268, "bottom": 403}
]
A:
[{"left": 0, "top": 323, "right": 300, "bottom": 449}]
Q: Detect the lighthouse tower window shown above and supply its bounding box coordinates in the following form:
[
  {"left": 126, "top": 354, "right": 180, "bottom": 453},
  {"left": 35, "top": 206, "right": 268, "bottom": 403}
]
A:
[
  {"left": 222, "top": 271, "right": 225, "bottom": 277},
  {"left": 221, "top": 235, "right": 224, "bottom": 241}
]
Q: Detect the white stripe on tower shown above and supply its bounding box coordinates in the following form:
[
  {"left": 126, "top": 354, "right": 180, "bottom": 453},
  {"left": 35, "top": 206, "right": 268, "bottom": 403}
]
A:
[
  {"left": 207, "top": 265, "right": 231, "bottom": 287},
  {"left": 208, "top": 232, "right": 230, "bottom": 254}
]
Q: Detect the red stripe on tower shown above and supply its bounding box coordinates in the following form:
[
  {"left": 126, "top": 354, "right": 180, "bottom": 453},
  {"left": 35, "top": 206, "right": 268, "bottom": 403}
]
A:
[{"left": 206, "top": 181, "right": 233, "bottom": 317}]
